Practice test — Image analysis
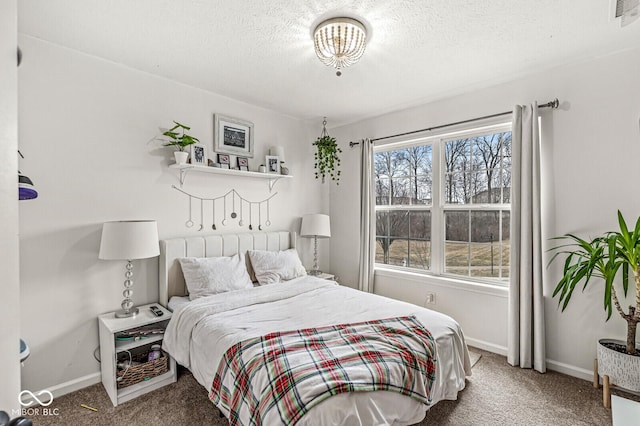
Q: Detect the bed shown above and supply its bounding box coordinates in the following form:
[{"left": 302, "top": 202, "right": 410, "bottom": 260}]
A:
[{"left": 160, "top": 232, "right": 471, "bottom": 425}]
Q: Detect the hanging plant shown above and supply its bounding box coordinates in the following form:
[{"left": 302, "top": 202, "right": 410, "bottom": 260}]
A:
[{"left": 313, "top": 118, "right": 342, "bottom": 184}]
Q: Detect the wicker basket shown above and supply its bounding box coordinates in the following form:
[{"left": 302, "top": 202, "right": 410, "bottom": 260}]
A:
[{"left": 116, "top": 351, "right": 169, "bottom": 389}]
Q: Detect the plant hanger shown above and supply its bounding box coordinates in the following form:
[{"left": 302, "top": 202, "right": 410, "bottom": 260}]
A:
[{"left": 313, "top": 117, "right": 342, "bottom": 184}]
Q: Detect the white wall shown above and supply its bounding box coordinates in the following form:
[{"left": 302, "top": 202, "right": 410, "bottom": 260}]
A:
[
  {"left": 17, "top": 36, "right": 329, "bottom": 395},
  {"left": 330, "top": 47, "right": 640, "bottom": 379},
  {"left": 0, "top": 0, "right": 21, "bottom": 412}
]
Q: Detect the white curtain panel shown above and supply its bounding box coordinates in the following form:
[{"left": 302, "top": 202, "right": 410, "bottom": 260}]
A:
[
  {"left": 508, "top": 103, "right": 546, "bottom": 373},
  {"left": 621, "top": 0, "right": 639, "bottom": 27},
  {"left": 358, "top": 139, "right": 375, "bottom": 293}
]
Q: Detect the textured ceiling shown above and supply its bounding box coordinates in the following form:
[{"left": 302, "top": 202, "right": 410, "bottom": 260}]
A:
[{"left": 18, "top": 1, "right": 640, "bottom": 127}]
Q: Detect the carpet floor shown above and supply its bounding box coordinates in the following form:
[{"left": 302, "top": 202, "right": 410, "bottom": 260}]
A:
[{"left": 30, "top": 348, "right": 625, "bottom": 425}]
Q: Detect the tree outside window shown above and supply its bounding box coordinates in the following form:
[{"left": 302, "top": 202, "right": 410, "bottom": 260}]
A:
[{"left": 374, "top": 125, "right": 511, "bottom": 283}]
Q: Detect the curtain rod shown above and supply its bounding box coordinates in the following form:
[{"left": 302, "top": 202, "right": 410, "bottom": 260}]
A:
[{"left": 349, "top": 98, "right": 559, "bottom": 147}]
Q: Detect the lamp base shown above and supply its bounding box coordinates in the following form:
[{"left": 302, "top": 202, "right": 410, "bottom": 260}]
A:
[
  {"left": 308, "top": 269, "right": 323, "bottom": 276},
  {"left": 114, "top": 307, "right": 139, "bottom": 318}
]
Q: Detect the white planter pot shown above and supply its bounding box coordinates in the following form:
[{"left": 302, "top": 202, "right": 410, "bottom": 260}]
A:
[
  {"left": 597, "top": 338, "right": 640, "bottom": 392},
  {"left": 174, "top": 151, "right": 189, "bottom": 165}
]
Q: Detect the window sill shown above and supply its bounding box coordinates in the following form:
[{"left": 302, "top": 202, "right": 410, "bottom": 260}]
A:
[{"left": 374, "top": 266, "right": 509, "bottom": 298}]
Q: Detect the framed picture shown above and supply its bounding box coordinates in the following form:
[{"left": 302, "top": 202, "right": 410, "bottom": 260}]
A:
[
  {"left": 265, "top": 155, "right": 280, "bottom": 174},
  {"left": 190, "top": 143, "right": 208, "bottom": 166},
  {"left": 217, "top": 153, "right": 231, "bottom": 169},
  {"left": 237, "top": 156, "right": 249, "bottom": 171},
  {"left": 214, "top": 114, "right": 254, "bottom": 158}
]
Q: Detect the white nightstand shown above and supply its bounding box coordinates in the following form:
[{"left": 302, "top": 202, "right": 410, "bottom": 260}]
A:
[
  {"left": 314, "top": 272, "right": 336, "bottom": 281},
  {"left": 98, "top": 303, "right": 177, "bottom": 406}
]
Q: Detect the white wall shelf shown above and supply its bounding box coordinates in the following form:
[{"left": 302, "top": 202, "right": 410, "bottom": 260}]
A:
[{"left": 169, "top": 164, "right": 292, "bottom": 191}]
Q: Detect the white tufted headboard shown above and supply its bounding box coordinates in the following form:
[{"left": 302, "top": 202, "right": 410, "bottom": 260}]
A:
[{"left": 158, "top": 231, "right": 294, "bottom": 307}]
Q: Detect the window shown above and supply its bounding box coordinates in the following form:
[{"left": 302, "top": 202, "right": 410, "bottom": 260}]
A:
[{"left": 374, "top": 123, "right": 511, "bottom": 284}]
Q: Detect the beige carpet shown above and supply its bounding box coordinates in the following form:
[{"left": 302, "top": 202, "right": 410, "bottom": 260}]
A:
[{"left": 31, "top": 348, "right": 618, "bottom": 426}]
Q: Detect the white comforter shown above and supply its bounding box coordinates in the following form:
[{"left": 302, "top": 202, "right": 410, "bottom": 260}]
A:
[{"left": 163, "top": 276, "right": 471, "bottom": 425}]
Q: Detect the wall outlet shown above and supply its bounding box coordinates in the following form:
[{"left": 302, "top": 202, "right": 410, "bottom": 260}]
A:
[{"left": 424, "top": 292, "right": 436, "bottom": 305}]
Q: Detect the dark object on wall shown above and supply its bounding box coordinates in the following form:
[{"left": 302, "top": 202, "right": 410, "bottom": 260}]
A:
[
  {"left": 18, "top": 174, "right": 37, "bottom": 200},
  {"left": 18, "top": 151, "right": 37, "bottom": 200},
  {"left": 20, "top": 339, "right": 30, "bottom": 362}
]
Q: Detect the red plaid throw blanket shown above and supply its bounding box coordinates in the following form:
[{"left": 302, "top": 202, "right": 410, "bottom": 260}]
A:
[{"left": 209, "top": 315, "right": 436, "bottom": 426}]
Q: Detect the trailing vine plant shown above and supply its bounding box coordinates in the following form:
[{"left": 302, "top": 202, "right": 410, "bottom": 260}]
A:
[{"left": 313, "top": 117, "right": 342, "bottom": 184}]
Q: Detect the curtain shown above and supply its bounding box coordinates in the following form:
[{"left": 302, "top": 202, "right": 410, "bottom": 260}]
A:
[
  {"left": 358, "top": 138, "right": 375, "bottom": 293},
  {"left": 508, "top": 103, "right": 546, "bottom": 373},
  {"left": 621, "top": 0, "right": 639, "bottom": 27}
]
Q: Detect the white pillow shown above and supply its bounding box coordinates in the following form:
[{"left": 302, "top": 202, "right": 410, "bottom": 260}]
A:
[
  {"left": 178, "top": 254, "right": 253, "bottom": 300},
  {"left": 247, "top": 249, "right": 306, "bottom": 286}
]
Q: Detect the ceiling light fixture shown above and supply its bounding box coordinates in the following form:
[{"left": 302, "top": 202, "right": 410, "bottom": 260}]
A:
[{"left": 313, "top": 17, "right": 367, "bottom": 77}]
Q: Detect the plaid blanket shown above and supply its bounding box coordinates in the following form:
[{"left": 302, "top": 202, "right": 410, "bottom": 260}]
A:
[{"left": 209, "top": 315, "right": 436, "bottom": 426}]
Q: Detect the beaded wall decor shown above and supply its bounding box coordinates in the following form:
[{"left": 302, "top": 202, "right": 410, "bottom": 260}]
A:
[{"left": 172, "top": 185, "right": 276, "bottom": 230}]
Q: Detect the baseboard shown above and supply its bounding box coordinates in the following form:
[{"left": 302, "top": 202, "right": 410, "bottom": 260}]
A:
[
  {"left": 47, "top": 372, "right": 101, "bottom": 399},
  {"left": 545, "top": 358, "right": 593, "bottom": 382},
  {"left": 465, "top": 337, "right": 507, "bottom": 356},
  {"left": 19, "top": 372, "right": 101, "bottom": 407},
  {"left": 465, "top": 337, "right": 595, "bottom": 382}
]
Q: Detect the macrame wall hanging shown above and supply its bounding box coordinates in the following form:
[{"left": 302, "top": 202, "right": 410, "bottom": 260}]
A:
[{"left": 172, "top": 185, "right": 276, "bottom": 231}]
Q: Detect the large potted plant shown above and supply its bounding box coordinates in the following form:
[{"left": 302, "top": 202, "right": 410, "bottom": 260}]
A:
[
  {"left": 550, "top": 211, "right": 640, "bottom": 401},
  {"left": 162, "top": 121, "right": 200, "bottom": 165}
]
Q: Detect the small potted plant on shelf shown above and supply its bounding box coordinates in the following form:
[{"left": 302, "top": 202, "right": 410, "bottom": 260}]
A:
[
  {"left": 162, "top": 121, "right": 200, "bottom": 165},
  {"left": 549, "top": 210, "right": 640, "bottom": 403}
]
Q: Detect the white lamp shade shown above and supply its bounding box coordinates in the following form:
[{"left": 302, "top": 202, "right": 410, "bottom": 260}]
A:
[
  {"left": 99, "top": 220, "right": 160, "bottom": 260},
  {"left": 300, "top": 214, "right": 331, "bottom": 238},
  {"left": 269, "top": 146, "right": 286, "bottom": 163}
]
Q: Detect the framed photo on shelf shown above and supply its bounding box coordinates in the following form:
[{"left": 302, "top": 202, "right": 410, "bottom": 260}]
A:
[
  {"left": 213, "top": 114, "right": 254, "bottom": 158},
  {"left": 217, "top": 153, "right": 231, "bottom": 169},
  {"left": 190, "top": 143, "right": 208, "bottom": 166},
  {"left": 265, "top": 155, "right": 280, "bottom": 174},
  {"left": 237, "top": 156, "right": 249, "bottom": 171}
]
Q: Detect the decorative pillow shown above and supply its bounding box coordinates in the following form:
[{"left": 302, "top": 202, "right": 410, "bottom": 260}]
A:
[
  {"left": 247, "top": 249, "right": 306, "bottom": 286},
  {"left": 178, "top": 254, "right": 253, "bottom": 300}
]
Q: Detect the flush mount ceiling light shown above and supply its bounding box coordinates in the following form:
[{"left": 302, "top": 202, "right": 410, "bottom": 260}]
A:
[{"left": 313, "top": 17, "right": 367, "bottom": 76}]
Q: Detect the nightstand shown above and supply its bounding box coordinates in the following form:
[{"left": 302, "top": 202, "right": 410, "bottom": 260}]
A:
[
  {"left": 315, "top": 272, "right": 336, "bottom": 281},
  {"left": 98, "top": 303, "right": 177, "bottom": 406}
]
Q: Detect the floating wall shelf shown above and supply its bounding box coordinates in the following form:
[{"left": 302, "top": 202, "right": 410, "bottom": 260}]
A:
[{"left": 169, "top": 164, "right": 293, "bottom": 191}]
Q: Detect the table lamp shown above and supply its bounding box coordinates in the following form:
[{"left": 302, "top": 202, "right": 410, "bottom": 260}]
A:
[
  {"left": 99, "top": 220, "right": 159, "bottom": 318},
  {"left": 300, "top": 214, "right": 331, "bottom": 276}
]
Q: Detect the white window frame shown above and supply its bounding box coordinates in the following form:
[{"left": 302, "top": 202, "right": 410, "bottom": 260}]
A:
[{"left": 374, "top": 120, "right": 512, "bottom": 286}]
